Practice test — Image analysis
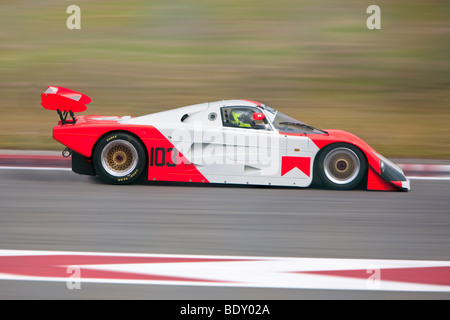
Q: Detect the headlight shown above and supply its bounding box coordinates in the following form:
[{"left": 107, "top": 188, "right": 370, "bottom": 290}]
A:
[{"left": 374, "top": 152, "right": 407, "bottom": 182}]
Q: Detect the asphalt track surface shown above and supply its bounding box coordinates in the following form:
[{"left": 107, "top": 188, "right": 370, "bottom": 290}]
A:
[{"left": 0, "top": 168, "right": 449, "bottom": 299}]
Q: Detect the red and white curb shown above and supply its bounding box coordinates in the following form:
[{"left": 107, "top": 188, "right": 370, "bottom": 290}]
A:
[
  {"left": 398, "top": 164, "right": 450, "bottom": 180},
  {"left": 0, "top": 154, "right": 70, "bottom": 170},
  {"left": 0, "top": 250, "right": 449, "bottom": 292}
]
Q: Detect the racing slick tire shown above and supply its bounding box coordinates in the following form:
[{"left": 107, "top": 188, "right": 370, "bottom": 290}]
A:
[
  {"left": 93, "top": 132, "right": 146, "bottom": 184},
  {"left": 316, "top": 143, "right": 367, "bottom": 190}
]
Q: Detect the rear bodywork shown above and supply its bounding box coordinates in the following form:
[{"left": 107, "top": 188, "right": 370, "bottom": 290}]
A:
[{"left": 42, "top": 86, "right": 410, "bottom": 191}]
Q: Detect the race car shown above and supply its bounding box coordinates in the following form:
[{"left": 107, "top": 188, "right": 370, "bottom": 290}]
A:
[{"left": 41, "top": 86, "right": 410, "bottom": 191}]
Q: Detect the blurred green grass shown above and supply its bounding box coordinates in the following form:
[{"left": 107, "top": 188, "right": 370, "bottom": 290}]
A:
[{"left": 0, "top": 0, "right": 449, "bottom": 158}]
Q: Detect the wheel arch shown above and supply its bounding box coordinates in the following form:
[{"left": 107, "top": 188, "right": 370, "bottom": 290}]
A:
[{"left": 91, "top": 129, "right": 149, "bottom": 169}]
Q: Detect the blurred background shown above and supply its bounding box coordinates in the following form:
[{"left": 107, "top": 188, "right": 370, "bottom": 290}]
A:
[{"left": 0, "top": 0, "right": 448, "bottom": 158}]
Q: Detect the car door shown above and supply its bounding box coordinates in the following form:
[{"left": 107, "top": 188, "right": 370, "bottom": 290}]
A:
[
  {"left": 280, "top": 133, "right": 317, "bottom": 187},
  {"left": 191, "top": 105, "right": 286, "bottom": 185}
]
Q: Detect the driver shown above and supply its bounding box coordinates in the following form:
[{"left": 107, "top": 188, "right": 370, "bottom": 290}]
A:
[{"left": 230, "top": 109, "right": 253, "bottom": 128}]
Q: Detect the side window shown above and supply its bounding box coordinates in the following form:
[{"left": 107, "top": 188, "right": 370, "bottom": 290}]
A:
[{"left": 221, "top": 106, "right": 270, "bottom": 130}]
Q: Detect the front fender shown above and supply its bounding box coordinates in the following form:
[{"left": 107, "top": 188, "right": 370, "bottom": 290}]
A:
[{"left": 309, "top": 130, "right": 410, "bottom": 191}]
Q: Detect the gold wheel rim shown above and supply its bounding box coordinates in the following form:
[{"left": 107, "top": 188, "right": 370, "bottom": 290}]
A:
[
  {"left": 106, "top": 146, "right": 133, "bottom": 172},
  {"left": 101, "top": 140, "right": 138, "bottom": 177},
  {"left": 324, "top": 147, "right": 360, "bottom": 184}
]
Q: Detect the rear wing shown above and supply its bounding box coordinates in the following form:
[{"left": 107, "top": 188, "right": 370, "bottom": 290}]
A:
[{"left": 41, "top": 86, "right": 91, "bottom": 125}]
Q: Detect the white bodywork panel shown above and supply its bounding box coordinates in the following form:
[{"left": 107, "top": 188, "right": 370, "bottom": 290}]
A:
[{"left": 125, "top": 100, "right": 321, "bottom": 187}]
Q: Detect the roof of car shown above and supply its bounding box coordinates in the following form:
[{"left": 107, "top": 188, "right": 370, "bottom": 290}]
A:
[{"left": 221, "top": 99, "right": 262, "bottom": 107}]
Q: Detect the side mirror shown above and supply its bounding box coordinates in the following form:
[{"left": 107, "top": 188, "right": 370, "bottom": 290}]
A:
[{"left": 253, "top": 113, "right": 265, "bottom": 121}]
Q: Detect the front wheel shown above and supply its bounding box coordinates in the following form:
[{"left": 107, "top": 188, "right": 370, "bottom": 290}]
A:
[
  {"left": 316, "top": 143, "right": 367, "bottom": 190},
  {"left": 93, "top": 132, "right": 146, "bottom": 184}
]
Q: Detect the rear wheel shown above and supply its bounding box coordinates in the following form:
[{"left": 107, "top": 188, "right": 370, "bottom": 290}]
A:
[
  {"left": 93, "top": 132, "right": 146, "bottom": 184},
  {"left": 316, "top": 143, "right": 366, "bottom": 190}
]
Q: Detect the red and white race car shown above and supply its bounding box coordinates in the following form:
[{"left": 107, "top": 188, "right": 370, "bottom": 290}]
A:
[{"left": 42, "top": 86, "right": 410, "bottom": 191}]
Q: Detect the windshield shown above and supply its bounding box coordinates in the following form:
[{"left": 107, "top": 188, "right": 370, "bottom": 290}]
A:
[{"left": 272, "top": 111, "right": 326, "bottom": 134}]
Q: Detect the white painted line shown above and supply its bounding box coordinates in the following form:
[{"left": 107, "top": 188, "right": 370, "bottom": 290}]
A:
[
  {"left": 0, "top": 166, "right": 71, "bottom": 171},
  {"left": 407, "top": 176, "right": 450, "bottom": 181},
  {"left": 0, "top": 166, "right": 449, "bottom": 181}
]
